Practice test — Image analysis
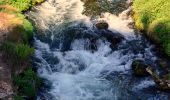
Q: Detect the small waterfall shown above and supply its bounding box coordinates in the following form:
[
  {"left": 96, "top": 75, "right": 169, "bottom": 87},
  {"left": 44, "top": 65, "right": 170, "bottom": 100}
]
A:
[{"left": 26, "top": 0, "right": 170, "bottom": 100}]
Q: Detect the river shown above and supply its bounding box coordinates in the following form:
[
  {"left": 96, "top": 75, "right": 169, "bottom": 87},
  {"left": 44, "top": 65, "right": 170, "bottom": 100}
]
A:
[{"left": 26, "top": 0, "right": 170, "bottom": 99}]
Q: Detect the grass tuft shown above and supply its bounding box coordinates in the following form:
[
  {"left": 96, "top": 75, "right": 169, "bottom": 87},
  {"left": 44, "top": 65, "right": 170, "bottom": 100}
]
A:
[{"left": 13, "top": 68, "right": 42, "bottom": 99}]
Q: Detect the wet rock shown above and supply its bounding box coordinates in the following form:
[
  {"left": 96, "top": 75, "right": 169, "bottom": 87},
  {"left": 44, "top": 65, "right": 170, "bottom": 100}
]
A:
[
  {"left": 95, "top": 21, "right": 109, "bottom": 30},
  {"left": 131, "top": 60, "right": 150, "bottom": 77},
  {"left": 98, "top": 29, "right": 124, "bottom": 45},
  {"left": 146, "top": 67, "right": 170, "bottom": 90},
  {"left": 95, "top": 21, "right": 124, "bottom": 45}
]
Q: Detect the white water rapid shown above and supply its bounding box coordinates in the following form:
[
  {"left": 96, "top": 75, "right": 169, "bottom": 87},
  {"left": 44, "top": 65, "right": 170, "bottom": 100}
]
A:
[{"left": 26, "top": 0, "right": 170, "bottom": 100}]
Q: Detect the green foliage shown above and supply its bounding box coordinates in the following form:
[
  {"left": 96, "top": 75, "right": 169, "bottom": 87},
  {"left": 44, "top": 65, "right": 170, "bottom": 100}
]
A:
[
  {"left": 1, "top": 42, "right": 15, "bottom": 54},
  {"left": 15, "top": 44, "right": 34, "bottom": 60},
  {"left": 0, "top": 0, "right": 5, "bottom": 5},
  {"left": 133, "top": 0, "right": 170, "bottom": 56},
  {"left": 23, "top": 19, "right": 34, "bottom": 40},
  {"left": 1, "top": 42, "right": 34, "bottom": 63},
  {"left": 15, "top": 13, "right": 34, "bottom": 37},
  {"left": 18, "top": 15, "right": 33, "bottom": 43},
  {"left": 13, "top": 68, "right": 42, "bottom": 99},
  {"left": 0, "top": 0, "right": 45, "bottom": 11},
  {"left": 0, "top": 0, "right": 43, "bottom": 99}
]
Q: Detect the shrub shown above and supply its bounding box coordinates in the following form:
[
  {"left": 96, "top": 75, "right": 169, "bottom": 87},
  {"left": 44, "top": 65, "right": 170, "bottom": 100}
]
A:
[{"left": 13, "top": 68, "right": 42, "bottom": 99}]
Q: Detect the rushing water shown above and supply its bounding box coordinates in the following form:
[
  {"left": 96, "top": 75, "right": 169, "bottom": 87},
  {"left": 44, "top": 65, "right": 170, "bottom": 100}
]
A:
[{"left": 27, "top": 0, "right": 170, "bottom": 100}]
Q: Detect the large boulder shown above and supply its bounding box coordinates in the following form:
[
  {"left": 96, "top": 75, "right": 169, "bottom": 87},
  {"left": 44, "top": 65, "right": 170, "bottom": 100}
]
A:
[{"left": 131, "top": 60, "right": 150, "bottom": 77}]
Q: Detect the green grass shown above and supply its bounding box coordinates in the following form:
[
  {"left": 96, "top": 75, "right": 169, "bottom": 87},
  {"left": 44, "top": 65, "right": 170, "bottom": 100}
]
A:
[
  {"left": 15, "top": 44, "right": 34, "bottom": 60},
  {"left": 0, "top": 0, "right": 45, "bottom": 11},
  {"left": 1, "top": 42, "right": 34, "bottom": 64},
  {"left": 133, "top": 0, "right": 170, "bottom": 56},
  {"left": 13, "top": 68, "right": 42, "bottom": 99}
]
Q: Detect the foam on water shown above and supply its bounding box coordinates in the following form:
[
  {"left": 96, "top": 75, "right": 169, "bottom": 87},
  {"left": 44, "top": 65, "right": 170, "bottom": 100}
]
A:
[
  {"left": 34, "top": 37, "right": 156, "bottom": 100},
  {"left": 27, "top": 0, "right": 92, "bottom": 40},
  {"left": 27, "top": 0, "right": 163, "bottom": 99},
  {"left": 35, "top": 41, "right": 125, "bottom": 100},
  {"left": 132, "top": 79, "right": 155, "bottom": 91},
  {"left": 95, "top": 12, "right": 134, "bottom": 38}
]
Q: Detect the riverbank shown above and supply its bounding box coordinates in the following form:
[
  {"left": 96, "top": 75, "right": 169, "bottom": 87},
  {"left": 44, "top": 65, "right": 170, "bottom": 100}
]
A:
[
  {"left": 0, "top": 0, "right": 45, "bottom": 99},
  {"left": 132, "top": 0, "right": 170, "bottom": 91},
  {"left": 132, "top": 0, "right": 170, "bottom": 56}
]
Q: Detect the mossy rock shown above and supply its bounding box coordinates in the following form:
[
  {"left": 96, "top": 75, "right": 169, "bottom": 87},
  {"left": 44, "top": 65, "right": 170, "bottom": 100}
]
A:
[{"left": 131, "top": 60, "right": 149, "bottom": 77}]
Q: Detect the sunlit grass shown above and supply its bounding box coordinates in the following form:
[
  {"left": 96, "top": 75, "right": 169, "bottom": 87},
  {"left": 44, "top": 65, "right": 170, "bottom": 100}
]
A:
[
  {"left": 0, "top": 0, "right": 45, "bottom": 11},
  {"left": 133, "top": 0, "right": 170, "bottom": 56}
]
